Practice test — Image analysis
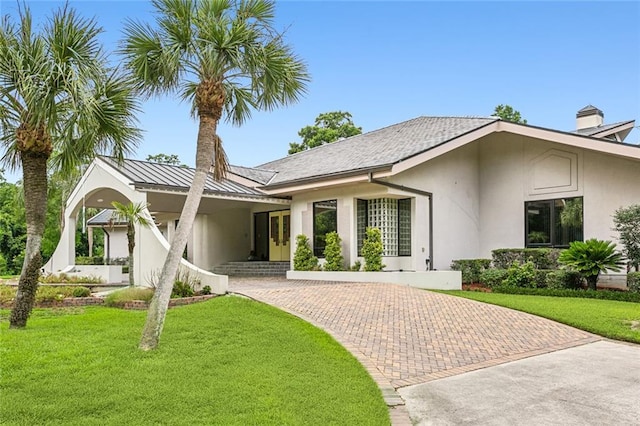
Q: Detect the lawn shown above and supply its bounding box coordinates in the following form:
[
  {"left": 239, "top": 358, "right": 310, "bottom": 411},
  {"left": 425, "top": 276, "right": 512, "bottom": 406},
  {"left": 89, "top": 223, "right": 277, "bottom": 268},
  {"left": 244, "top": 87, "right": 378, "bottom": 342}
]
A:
[
  {"left": 0, "top": 296, "right": 389, "bottom": 425},
  {"left": 445, "top": 291, "right": 640, "bottom": 344}
]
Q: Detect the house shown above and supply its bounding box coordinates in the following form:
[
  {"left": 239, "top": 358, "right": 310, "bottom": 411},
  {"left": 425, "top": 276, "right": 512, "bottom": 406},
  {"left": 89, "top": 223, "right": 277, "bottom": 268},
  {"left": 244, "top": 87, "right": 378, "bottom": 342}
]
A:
[{"left": 44, "top": 106, "right": 638, "bottom": 291}]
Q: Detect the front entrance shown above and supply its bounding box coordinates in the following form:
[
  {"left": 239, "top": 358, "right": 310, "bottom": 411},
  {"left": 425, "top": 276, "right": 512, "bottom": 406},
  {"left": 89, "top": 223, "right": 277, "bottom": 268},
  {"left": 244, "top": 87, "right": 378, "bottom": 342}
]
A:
[{"left": 268, "top": 210, "right": 290, "bottom": 261}]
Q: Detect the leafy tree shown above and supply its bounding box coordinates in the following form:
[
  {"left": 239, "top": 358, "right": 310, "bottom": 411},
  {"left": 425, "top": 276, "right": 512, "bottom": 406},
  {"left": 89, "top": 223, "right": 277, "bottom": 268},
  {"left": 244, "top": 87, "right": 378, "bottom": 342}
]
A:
[
  {"left": 323, "top": 231, "right": 344, "bottom": 271},
  {"left": 146, "top": 153, "right": 185, "bottom": 167},
  {"left": 293, "top": 234, "right": 318, "bottom": 271},
  {"left": 493, "top": 104, "right": 527, "bottom": 124},
  {"left": 0, "top": 179, "right": 25, "bottom": 274},
  {"left": 613, "top": 204, "right": 640, "bottom": 271},
  {"left": 558, "top": 239, "right": 624, "bottom": 290},
  {"left": 111, "top": 201, "right": 152, "bottom": 287},
  {"left": 288, "top": 111, "right": 362, "bottom": 154},
  {"left": 0, "top": 6, "right": 141, "bottom": 328},
  {"left": 362, "top": 227, "right": 385, "bottom": 272},
  {"left": 121, "top": 0, "right": 309, "bottom": 350}
]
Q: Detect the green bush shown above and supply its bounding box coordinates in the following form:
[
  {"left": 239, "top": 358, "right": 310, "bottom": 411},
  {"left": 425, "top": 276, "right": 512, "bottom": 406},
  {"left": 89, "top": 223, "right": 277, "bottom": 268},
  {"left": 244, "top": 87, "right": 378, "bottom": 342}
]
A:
[
  {"left": 293, "top": 234, "right": 319, "bottom": 271},
  {"left": 172, "top": 280, "right": 195, "bottom": 298},
  {"left": 0, "top": 285, "right": 16, "bottom": 304},
  {"left": 201, "top": 285, "right": 212, "bottom": 295},
  {"left": 350, "top": 261, "right": 362, "bottom": 272},
  {"left": 492, "top": 286, "right": 640, "bottom": 302},
  {"left": 503, "top": 261, "right": 537, "bottom": 288},
  {"left": 450, "top": 259, "right": 492, "bottom": 284},
  {"left": 71, "top": 287, "right": 91, "bottom": 297},
  {"left": 491, "top": 248, "right": 561, "bottom": 270},
  {"left": 362, "top": 227, "right": 384, "bottom": 272},
  {"left": 558, "top": 239, "right": 624, "bottom": 290},
  {"left": 547, "top": 270, "right": 584, "bottom": 290},
  {"left": 75, "top": 256, "right": 104, "bottom": 265},
  {"left": 104, "top": 287, "right": 155, "bottom": 307},
  {"left": 40, "top": 273, "right": 103, "bottom": 284},
  {"left": 627, "top": 272, "right": 640, "bottom": 294},
  {"left": 479, "top": 269, "right": 508, "bottom": 288},
  {"left": 323, "top": 232, "right": 344, "bottom": 271}
]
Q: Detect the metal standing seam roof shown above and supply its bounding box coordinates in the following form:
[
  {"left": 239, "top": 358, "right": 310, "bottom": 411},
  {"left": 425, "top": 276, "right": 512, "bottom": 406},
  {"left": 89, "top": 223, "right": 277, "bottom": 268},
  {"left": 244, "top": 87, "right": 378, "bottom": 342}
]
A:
[
  {"left": 86, "top": 209, "right": 126, "bottom": 226},
  {"left": 255, "top": 116, "right": 499, "bottom": 186},
  {"left": 100, "top": 157, "right": 267, "bottom": 197}
]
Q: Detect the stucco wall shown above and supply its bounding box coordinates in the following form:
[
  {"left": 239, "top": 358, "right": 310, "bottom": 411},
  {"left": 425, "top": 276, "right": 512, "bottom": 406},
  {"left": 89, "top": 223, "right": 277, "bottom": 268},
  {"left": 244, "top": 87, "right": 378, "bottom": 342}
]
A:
[{"left": 192, "top": 208, "right": 252, "bottom": 269}]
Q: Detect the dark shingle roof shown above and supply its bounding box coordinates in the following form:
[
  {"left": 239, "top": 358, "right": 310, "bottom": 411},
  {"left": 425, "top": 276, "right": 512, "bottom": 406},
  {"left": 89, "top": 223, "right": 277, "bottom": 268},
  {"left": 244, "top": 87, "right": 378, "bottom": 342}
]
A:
[
  {"left": 100, "top": 157, "right": 265, "bottom": 196},
  {"left": 574, "top": 120, "right": 634, "bottom": 137},
  {"left": 228, "top": 164, "right": 276, "bottom": 185},
  {"left": 257, "top": 116, "right": 498, "bottom": 186},
  {"left": 87, "top": 209, "right": 125, "bottom": 226}
]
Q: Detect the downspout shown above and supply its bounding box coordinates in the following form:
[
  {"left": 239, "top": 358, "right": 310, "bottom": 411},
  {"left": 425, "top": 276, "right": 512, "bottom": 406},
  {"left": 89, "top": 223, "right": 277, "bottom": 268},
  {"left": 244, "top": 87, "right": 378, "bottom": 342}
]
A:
[{"left": 368, "top": 173, "right": 434, "bottom": 270}]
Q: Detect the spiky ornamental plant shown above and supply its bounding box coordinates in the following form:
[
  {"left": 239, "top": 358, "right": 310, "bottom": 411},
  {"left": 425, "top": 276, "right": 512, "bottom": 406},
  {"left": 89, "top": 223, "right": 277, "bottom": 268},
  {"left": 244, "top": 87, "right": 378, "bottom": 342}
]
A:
[
  {"left": 293, "top": 234, "right": 318, "bottom": 271},
  {"left": 0, "top": 5, "right": 141, "bottom": 328},
  {"left": 558, "top": 239, "right": 624, "bottom": 291},
  {"left": 110, "top": 202, "right": 152, "bottom": 287},
  {"left": 323, "top": 231, "right": 344, "bottom": 271},
  {"left": 121, "top": 0, "right": 309, "bottom": 350}
]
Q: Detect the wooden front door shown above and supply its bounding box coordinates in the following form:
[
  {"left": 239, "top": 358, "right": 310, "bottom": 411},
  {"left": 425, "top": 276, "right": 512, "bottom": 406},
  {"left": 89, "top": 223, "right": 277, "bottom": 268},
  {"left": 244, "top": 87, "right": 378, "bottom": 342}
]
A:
[{"left": 269, "top": 210, "right": 290, "bottom": 261}]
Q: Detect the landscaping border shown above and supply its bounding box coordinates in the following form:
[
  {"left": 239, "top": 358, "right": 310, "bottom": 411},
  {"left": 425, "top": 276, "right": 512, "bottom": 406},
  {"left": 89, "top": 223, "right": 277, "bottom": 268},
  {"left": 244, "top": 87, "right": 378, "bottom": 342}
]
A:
[{"left": 0, "top": 295, "right": 218, "bottom": 310}]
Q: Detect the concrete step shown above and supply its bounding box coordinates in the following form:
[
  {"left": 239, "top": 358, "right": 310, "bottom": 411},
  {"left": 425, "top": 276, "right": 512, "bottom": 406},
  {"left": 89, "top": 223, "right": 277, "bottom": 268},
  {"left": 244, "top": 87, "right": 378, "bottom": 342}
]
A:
[{"left": 212, "top": 261, "right": 290, "bottom": 276}]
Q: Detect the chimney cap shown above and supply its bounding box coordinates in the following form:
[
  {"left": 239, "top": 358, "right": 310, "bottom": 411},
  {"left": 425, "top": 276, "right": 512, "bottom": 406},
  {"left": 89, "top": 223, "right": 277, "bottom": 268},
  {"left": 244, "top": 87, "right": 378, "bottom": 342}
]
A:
[{"left": 577, "top": 105, "right": 604, "bottom": 118}]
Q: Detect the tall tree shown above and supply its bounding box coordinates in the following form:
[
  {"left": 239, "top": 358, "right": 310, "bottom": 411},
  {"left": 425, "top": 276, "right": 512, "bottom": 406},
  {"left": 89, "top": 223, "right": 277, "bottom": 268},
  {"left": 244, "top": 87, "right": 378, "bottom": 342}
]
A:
[
  {"left": 111, "top": 201, "right": 151, "bottom": 286},
  {"left": 146, "top": 153, "right": 183, "bottom": 166},
  {"left": 121, "top": 0, "right": 309, "bottom": 350},
  {"left": 0, "top": 5, "right": 141, "bottom": 328},
  {"left": 288, "top": 111, "right": 362, "bottom": 154},
  {"left": 493, "top": 104, "right": 527, "bottom": 124}
]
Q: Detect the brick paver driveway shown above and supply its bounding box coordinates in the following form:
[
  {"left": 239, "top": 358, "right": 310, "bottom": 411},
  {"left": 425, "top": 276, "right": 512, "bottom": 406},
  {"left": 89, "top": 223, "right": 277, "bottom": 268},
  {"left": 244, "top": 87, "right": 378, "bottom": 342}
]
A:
[{"left": 230, "top": 277, "right": 600, "bottom": 423}]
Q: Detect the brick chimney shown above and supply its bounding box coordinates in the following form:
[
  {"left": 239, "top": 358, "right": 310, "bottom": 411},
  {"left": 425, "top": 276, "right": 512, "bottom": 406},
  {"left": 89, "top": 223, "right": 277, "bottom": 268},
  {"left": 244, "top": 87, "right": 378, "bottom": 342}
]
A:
[{"left": 576, "top": 105, "right": 604, "bottom": 130}]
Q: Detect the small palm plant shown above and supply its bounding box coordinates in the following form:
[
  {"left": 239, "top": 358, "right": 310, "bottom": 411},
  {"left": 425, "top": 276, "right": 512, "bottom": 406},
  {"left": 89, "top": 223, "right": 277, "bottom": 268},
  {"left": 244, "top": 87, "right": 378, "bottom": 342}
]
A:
[
  {"left": 111, "top": 202, "right": 151, "bottom": 286},
  {"left": 558, "top": 239, "right": 624, "bottom": 290}
]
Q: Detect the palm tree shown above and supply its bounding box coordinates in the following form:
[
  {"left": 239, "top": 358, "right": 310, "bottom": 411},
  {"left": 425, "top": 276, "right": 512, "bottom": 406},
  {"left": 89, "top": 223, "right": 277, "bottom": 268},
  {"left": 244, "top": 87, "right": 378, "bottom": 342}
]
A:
[
  {"left": 559, "top": 239, "right": 625, "bottom": 290},
  {"left": 121, "top": 0, "right": 309, "bottom": 350},
  {"left": 0, "top": 5, "right": 141, "bottom": 328},
  {"left": 110, "top": 202, "right": 152, "bottom": 287}
]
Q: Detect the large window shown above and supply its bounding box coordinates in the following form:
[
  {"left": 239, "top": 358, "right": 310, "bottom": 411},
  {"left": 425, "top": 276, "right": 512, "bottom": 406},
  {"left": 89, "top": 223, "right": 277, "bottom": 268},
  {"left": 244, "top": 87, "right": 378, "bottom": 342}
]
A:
[
  {"left": 526, "top": 197, "right": 583, "bottom": 247},
  {"left": 313, "top": 200, "right": 337, "bottom": 257},
  {"left": 357, "top": 198, "right": 411, "bottom": 256}
]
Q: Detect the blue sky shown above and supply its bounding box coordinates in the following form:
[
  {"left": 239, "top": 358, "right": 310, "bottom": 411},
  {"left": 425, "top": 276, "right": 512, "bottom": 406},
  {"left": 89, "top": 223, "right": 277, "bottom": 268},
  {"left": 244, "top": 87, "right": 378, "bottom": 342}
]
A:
[{"left": 1, "top": 1, "right": 639, "bottom": 183}]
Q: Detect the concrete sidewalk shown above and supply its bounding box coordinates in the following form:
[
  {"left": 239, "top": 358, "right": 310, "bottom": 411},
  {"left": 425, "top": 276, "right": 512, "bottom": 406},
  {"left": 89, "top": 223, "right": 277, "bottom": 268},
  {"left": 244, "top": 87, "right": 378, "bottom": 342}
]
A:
[{"left": 399, "top": 340, "right": 640, "bottom": 425}]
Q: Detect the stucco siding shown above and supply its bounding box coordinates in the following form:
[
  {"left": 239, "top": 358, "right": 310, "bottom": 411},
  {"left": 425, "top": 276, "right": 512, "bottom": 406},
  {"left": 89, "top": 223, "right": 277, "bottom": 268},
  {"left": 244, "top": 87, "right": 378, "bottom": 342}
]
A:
[{"left": 193, "top": 209, "right": 252, "bottom": 269}]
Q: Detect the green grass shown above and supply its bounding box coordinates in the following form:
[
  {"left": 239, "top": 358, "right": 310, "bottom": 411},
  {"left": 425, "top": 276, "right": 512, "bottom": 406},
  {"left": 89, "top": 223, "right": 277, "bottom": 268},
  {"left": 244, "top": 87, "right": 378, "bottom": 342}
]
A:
[
  {"left": 444, "top": 291, "right": 640, "bottom": 344},
  {"left": 0, "top": 297, "right": 389, "bottom": 425}
]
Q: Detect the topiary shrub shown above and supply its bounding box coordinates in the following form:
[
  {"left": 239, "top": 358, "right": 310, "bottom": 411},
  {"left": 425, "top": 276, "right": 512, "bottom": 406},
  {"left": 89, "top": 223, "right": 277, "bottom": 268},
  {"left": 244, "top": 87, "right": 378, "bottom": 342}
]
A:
[
  {"left": 547, "top": 270, "right": 584, "bottom": 290},
  {"left": 362, "top": 227, "right": 385, "bottom": 272},
  {"left": 503, "top": 261, "right": 537, "bottom": 288},
  {"left": 450, "top": 259, "right": 492, "bottom": 284},
  {"left": 627, "top": 272, "right": 640, "bottom": 294},
  {"left": 559, "top": 239, "right": 624, "bottom": 290},
  {"left": 293, "top": 234, "right": 319, "bottom": 271},
  {"left": 323, "top": 231, "right": 344, "bottom": 271},
  {"left": 72, "top": 286, "right": 91, "bottom": 297},
  {"left": 479, "top": 269, "right": 508, "bottom": 288},
  {"left": 491, "top": 248, "right": 561, "bottom": 270}
]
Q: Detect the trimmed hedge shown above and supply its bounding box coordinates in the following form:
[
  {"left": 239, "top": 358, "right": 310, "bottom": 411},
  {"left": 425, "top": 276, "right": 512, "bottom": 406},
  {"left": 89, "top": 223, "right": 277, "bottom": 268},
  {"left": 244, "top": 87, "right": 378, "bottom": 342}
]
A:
[
  {"left": 547, "top": 270, "right": 583, "bottom": 290},
  {"left": 479, "top": 269, "right": 508, "bottom": 288},
  {"left": 492, "top": 286, "right": 640, "bottom": 303},
  {"left": 450, "top": 259, "right": 492, "bottom": 284},
  {"left": 75, "top": 256, "right": 104, "bottom": 265},
  {"left": 492, "top": 248, "right": 561, "bottom": 270},
  {"left": 628, "top": 272, "right": 640, "bottom": 293}
]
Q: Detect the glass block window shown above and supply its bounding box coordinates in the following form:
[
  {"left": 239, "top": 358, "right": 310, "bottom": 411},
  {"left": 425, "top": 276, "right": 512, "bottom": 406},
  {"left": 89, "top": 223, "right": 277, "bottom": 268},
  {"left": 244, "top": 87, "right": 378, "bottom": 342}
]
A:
[{"left": 357, "top": 198, "right": 411, "bottom": 256}]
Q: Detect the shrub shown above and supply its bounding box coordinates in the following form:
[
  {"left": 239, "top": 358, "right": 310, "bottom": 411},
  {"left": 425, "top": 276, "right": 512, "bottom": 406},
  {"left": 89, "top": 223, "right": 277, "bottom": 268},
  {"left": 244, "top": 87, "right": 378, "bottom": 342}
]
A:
[
  {"left": 547, "top": 270, "right": 584, "bottom": 290},
  {"left": 40, "top": 273, "right": 103, "bottom": 284},
  {"left": 350, "top": 261, "right": 362, "bottom": 272},
  {"left": 479, "top": 268, "right": 508, "bottom": 288},
  {"left": 323, "top": 232, "right": 344, "bottom": 271},
  {"left": 201, "top": 285, "right": 212, "bottom": 295},
  {"left": 628, "top": 272, "right": 640, "bottom": 294},
  {"left": 75, "top": 256, "right": 104, "bottom": 265},
  {"left": 0, "top": 285, "right": 16, "bottom": 304},
  {"left": 172, "top": 280, "right": 194, "bottom": 298},
  {"left": 559, "top": 239, "right": 624, "bottom": 290},
  {"left": 293, "top": 234, "right": 319, "bottom": 271},
  {"left": 503, "top": 261, "right": 537, "bottom": 288},
  {"left": 613, "top": 204, "right": 640, "bottom": 270},
  {"left": 450, "top": 259, "right": 492, "bottom": 284},
  {"left": 72, "top": 287, "right": 91, "bottom": 297},
  {"left": 492, "top": 286, "right": 640, "bottom": 303},
  {"left": 35, "top": 286, "right": 70, "bottom": 303},
  {"left": 491, "top": 248, "right": 561, "bottom": 270},
  {"left": 104, "top": 287, "right": 155, "bottom": 307},
  {"left": 362, "top": 227, "right": 385, "bottom": 272}
]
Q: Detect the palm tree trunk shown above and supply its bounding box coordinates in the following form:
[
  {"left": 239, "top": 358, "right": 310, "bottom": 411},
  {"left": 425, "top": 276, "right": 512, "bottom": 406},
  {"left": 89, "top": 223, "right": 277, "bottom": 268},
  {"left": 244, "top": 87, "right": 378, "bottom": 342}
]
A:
[
  {"left": 139, "top": 114, "right": 217, "bottom": 350},
  {"left": 128, "top": 224, "right": 135, "bottom": 287},
  {"left": 9, "top": 153, "right": 48, "bottom": 328}
]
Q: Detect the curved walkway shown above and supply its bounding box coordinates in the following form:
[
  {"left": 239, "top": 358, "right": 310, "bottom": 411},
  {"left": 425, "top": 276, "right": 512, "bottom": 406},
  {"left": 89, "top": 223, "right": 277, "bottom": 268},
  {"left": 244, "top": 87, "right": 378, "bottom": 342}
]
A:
[{"left": 230, "top": 277, "right": 601, "bottom": 424}]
